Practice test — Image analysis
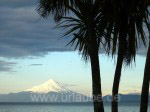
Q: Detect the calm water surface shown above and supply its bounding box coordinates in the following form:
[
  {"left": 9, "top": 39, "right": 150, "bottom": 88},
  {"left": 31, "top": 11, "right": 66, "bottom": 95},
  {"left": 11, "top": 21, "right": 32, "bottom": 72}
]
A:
[{"left": 0, "top": 104, "right": 149, "bottom": 112}]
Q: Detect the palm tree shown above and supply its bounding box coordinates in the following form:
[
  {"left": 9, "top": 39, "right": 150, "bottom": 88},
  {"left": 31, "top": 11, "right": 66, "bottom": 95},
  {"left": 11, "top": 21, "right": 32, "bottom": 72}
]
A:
[
  {"left": 140, "top": 18, "right": 150, "bottom": 112},
  {"left": 140, "top": 41, "right": 150, "bottom": 112},
  {"left": 37, "top": 0, "right": 108, "bottom": 112},
  {"left": 101, "top": 0, "right": 149, "bottom": 112},
  {"left": 112, "top": 2, "right": 150, "bottom": 112}
]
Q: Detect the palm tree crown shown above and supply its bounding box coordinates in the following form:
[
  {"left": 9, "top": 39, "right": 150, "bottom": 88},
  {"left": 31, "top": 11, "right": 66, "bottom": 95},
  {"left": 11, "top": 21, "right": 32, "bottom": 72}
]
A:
[
  {"left": 103, "top": 0, "right": 150, "bottom": 63},
  {"left": 37, "top": 0, "right": 108, "bottom": 60}
]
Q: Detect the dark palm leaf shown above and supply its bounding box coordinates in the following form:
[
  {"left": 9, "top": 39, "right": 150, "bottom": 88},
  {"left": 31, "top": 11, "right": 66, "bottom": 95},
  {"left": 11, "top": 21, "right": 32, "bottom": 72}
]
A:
[
  {"left": 37, "top": 0, "right": 77, "bottom": 22},
  {"left": 102, "top": 0, "right": 150, "bottom": 65}
]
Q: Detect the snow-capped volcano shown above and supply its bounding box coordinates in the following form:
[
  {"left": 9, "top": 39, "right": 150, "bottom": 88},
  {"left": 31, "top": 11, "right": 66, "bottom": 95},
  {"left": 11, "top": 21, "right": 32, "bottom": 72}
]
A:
[
  {"left": 0, "top": 79, "right": 92, "bottom": 102},
  {"left": 25, "top": 79, "right": 70, "bottom": 93}
]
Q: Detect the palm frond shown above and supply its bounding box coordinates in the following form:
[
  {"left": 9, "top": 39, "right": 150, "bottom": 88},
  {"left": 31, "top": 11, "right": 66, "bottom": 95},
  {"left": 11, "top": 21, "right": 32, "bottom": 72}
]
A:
[{"left": 37, "top": 0, "right": 76, "bottom": 22}]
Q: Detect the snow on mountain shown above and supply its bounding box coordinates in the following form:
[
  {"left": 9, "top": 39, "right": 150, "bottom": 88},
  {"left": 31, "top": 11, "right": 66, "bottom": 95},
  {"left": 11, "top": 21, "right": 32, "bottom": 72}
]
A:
[{"left": 25, "top": 79, "right": 71, "bottom": 93}]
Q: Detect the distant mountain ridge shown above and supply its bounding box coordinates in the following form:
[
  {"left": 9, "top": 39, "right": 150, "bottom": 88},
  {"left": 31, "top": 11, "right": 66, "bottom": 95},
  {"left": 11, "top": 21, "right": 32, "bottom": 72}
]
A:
[
  {"left": 0, "top": 92, "right": 145, "bottom": 103},
  {"left": 103, "top": 94, "right": 144, "bottom": 103},
  {"left": 0, "top": 79, "right": 148, "bottom": 103},
  {"left": 0, "top": 79, "right": 91, "bottom": 103}
]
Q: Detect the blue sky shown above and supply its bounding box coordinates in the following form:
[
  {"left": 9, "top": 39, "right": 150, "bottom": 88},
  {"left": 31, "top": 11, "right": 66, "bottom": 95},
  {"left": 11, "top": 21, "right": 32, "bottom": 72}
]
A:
[
  {"left": 0, "top": 0, "right": 147, "bottom": 95},
  {"left": 0, "top": 52, "right": 146, "bottom": 95}
]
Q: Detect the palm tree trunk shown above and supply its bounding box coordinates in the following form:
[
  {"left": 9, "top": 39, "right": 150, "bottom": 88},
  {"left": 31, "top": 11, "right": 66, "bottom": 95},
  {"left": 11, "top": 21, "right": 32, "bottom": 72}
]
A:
[
  {"left": 140, "top": 41, "right": 150, "bottom": 112},
  {"left": 90, "top": 47, "right": 104, "bottom": 112},
  {"left": 87, "top": 20, "right": 104, "bottom": 112},
  {"left": 111, "top": 12, "right": 127, "bottom": 112},
  {"left": 111, "top": 41, "right": 124, "bottom": 112}
]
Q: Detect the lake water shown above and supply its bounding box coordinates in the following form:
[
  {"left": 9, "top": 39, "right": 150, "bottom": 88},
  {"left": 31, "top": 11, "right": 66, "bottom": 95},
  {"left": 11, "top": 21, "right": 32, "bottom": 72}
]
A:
[{"left": 0, "top": 104, "right": 149, "bottom": 112}]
